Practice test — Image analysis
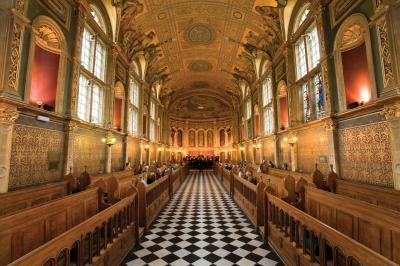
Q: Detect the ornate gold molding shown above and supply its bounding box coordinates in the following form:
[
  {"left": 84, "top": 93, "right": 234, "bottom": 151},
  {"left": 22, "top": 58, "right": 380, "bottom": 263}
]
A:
[
  {"left": 324, "top": 118, "right": 338, "bottom": 131},
  {"left": 381, "top": 103, "right": 400, "bottom": 121},
  {"left": 376, "top": 17, "right": 395, "bottom": 88},
  {"left": 0, "top": 103, "right": 19, "bottom": 123},
  {"left": 65, "top": 121, "right": 78, "bottom": 133}
]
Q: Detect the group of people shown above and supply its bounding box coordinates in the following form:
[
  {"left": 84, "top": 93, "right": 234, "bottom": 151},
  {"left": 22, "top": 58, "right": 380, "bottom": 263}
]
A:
[{"left": 184, "top": 156, "right": 216, "bottom": 172}]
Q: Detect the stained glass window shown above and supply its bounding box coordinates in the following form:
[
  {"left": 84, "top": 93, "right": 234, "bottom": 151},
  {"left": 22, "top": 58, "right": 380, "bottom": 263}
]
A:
[
  {"left": 314, "top": 73, "right": 325, "bottom": 118},
  {"left": 303, "top": 83, "right": 311, "bottom": 122}
]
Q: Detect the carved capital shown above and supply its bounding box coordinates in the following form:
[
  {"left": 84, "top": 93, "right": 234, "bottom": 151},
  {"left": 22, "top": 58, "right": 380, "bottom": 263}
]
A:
[
  {"left": 0, "top": 104, "right": 19, "bottom": 123},
  {"left": 381, "top": 103, "right": 400, "bottom": 121},
  {"left": 65, "top": 121, "right": 79, "bottom": 133},
  {"left": 324, "top": 118, "right": 337, "bottom": 131}
]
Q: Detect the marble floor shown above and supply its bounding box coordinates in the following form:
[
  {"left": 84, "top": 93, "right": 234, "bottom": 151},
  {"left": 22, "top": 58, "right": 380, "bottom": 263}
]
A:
[{"left": 122, "top": 171, "right": 282, "bottom": 266}]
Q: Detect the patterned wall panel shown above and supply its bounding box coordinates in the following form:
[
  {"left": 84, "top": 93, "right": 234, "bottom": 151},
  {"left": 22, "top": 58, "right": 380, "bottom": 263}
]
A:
[
  {"left": 9, "top": 124, "right": 64, "bottom": 189},
  {"left": 73, "top": 129, "right": 106, "bottom": 175},
  {"left": 338, "top": 121, "right": 393, "bottom": 187},
  {"left": 127, "top": 137, "right": 140, "bottom": 165},
  {"left": 296, "top": 126, "right": 330, "bottom": 175},
  {"left": 262, "top": 137, "right": 275, "bottom": 163},
  {"left": 111, "top": 137, "right": 124, "bottom": 171}
]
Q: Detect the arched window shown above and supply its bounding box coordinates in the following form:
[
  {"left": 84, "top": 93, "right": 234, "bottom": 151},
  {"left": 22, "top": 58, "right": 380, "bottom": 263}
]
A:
[
  {"left": 113, "top": 82, "right": 124, "bottom": 131},
  {"left": 25, "top": 16, "right": 67, "bottom": 113},
  {"left": 128, "top": 78, "right": 139, "bottom": 135},
  {"left": 171, "top": 128, "right": 176, "bottom": 146},
  {"left": 334, "top": 14, "right": 377, "bottom": 111},
  {"left": 293, "top": 3, "right": 325, "bottom": 122},
  {"left": 263, "top": 77, "right": 274, "bottom": 135},
  {"left": 177, "top": 129, "right": 183, "bottom": 147},
  {"left": 207, "top": 130, "right": 213, "bottom": 147},
  {"left": 245, "top": 89, "right": 252, "bottom": 139},
  {"left": 77, "top": 4, "right": 109, "bottom": 125},
  {"left": 189, "top": 130, "right": 196, "bottom": 147},
  {"left": 198, "top": 130, "right": 205, "bottom": 147},
  {"left": 220, "top": 129, "right": 225, "bottom": 147}
]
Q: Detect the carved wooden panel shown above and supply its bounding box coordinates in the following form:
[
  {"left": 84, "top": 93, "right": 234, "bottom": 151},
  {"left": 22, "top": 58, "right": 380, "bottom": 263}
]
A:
[
  {"left": 358, "top": 219, "right": 381, "bottom": 253},
  {"left": 319, "top": 204, "right": 334, "bottom": 227},
  {"left": 9, "top": 125, "right": 64, "bottom": 189},
  {"left": 338, "top": 121, "right": 393, "bottom": 187},
  {"left": 336, "top": 210, "right": 354, "bottom": 238}
]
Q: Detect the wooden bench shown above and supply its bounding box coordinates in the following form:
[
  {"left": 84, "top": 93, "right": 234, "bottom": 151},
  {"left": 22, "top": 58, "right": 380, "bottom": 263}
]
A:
[
  {"left": 305, "top": 186, "right": 400, "bottom": 264},
  {"left": 222, "top": 168, "right": 233, "bottom": 195},
  {"left": 0, "top": 187, "right": 106, "bottom": 265},
  {"left": 265, "top": 191, "right": 396, "bottom": 266},
  {"left": 0, "top": 181, "right": 70, "bottom": 217},
  {"left": 9, "top": 191, "right": 138, "bottom": 266},
  {"left": 335, "top": 179, "right": 400, "bottom": 212}
]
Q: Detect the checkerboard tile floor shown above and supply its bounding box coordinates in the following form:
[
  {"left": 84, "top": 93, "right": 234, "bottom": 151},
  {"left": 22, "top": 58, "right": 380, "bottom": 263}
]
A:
[{"left": 122, "top": 171, "right": 282, "bottom": 266}]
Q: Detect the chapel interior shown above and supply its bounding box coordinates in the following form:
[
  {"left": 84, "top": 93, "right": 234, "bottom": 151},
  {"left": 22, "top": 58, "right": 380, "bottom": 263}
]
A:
[{"left": 0, "top": 0, "right": 399, "bottom": 265}]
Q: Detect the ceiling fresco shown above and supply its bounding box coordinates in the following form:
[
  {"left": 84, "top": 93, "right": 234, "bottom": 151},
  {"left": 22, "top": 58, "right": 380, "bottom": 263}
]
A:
[
  {"left": 119, "top": 0, "right": 285, "bottom": 119},
  {"left": 169, "top": 95, "right": 232, "bottom": 120}
]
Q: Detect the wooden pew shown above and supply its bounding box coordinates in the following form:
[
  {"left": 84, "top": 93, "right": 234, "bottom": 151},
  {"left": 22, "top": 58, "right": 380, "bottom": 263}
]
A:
[
  {"left": 9, "top": 191, "right": 138, "bottom": 266},
  {"left": 222, "top": 167, "right": 233, "bottom": 195},
  {"left": 335, "top": 179, "right": 400, "bottom": 212},
  {"left": 0, "top": 187, "right": 105, "bottom": 265},
  {"left": 305, "top": 186, "right": 400, "bottom": 264},
  {"left": 0, "top": 181, "right": 70, "bottom": 217},
  {"left": 170, "top": 166, "right": 186, "bottom": 196},
  {"left": 232, "top": 173, "right": 265, "bottom": 233},
  {"left": 137, "top": 174, "right": 170, "bottom": 233},
  {"left": 265, "top": 191, "right": 396, "bottom": 266},
  {"left": 267, "top": 167, "right": 313, "bottom": 184}
]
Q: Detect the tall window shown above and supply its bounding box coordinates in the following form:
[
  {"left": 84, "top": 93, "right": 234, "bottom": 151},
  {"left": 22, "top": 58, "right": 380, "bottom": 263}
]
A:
[
  {"left": 245, "top": 98, "right": 252, "bottom": 139},
  {"left": 294, "top": 6, "right": 325, "bottom": 122},
  {"left": 149, "top": 100, "right": 156, "bottom": 141},
  {"left": 128, "top": 79, "right": 139, "bottom": 135},
  {"left": 263, "top": 77, "right": 274, "bottom": 135},
  {"left": 77, "top": 7, "right": 107, "bottom": 125}
]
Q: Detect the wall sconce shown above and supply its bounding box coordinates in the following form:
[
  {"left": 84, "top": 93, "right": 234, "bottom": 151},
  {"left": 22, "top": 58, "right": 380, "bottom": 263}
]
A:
[
  {"left": 239, "top": 146, "right": 245, "bottom": 151},
  {"left": 144, "top": 144, "right": 150, "bottom": 150},
  {"left": 36, "top": 101, "right": 44, "bottom": 109},
  {"left": 102, "top": 132, "right": 116, "bottom": 146},
  {"left": 284, "top": 135, "right": 298, "bottom": 146},
  {"left": 158, "top": 147, "right": 164, "bottom": 152},
  {"left": 255, "top": 143, "right": 262, "bottom": 150}
]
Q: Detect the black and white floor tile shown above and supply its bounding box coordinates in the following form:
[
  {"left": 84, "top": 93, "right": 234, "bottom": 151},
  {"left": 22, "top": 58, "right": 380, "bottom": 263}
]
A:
[{"left": 122, "top": 171, "right": 282, "bottom": 266}]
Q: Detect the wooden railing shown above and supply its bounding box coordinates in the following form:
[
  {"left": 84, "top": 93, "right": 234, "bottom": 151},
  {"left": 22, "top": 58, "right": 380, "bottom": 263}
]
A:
[
  {"left": 232, "top": 174, "right": 265, "bottom": 229},
  {"left": 138, "top": 174, "right": 170, "bottom": 230},
  {"left": 305, "top": 186, "right": 400, "bottom": 264},
  {"left": 335, "top": 179, "right": 400, "bottom": 212},
  {"left": 171, "top": 166, "right": 185, "bottom": 195},
  {"left": 0, "top": 188, "right": 101, "bottom": 265},
  {"left": 10, "top": 192, "right": 138, "bottom": 266},
  {"left": 265, "top": 192, "right": 396, "bottom": 266},
  {"left": 222, "top": 168, "right": 233, "bottom": 195},
  {"left": 0, "top": 181, "right": 70, "bottom": 217}
]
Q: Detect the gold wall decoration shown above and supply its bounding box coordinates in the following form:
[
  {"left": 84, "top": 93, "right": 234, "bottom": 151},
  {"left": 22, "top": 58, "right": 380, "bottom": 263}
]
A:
[
  {"left": 111, "top": 138, "right": 124, "bottom": 171},
  {"left": 73, "top": 130, "right": 106, "bottom": 175},
  {"left": 338, "top": 121, "right": 393, "bottom": 187},
  {"left": 9, "top": 125, "right": 64, "bottom": 189}
]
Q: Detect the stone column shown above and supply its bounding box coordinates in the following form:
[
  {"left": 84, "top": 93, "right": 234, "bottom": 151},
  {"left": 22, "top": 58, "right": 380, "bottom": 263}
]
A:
[
  {"left": 105, "top": 145, "right": 112, "bottom": 173},
  {"left": 273, "top": 135, "right": 279, "bottom": 166},
  {"left": 382, "top": 103, "right": 400, "bottom": 190},
  {"left": 0, "top": 103, "right": 18, "bottom": 193},
  {"left": 325, "top": 118, "right": 340, "bottom": 173},
  {"left": 63, "top": 121, "right": 78, "bottom": 175}
]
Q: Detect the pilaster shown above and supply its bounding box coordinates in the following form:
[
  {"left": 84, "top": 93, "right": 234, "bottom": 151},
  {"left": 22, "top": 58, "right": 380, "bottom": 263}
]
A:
[
  {"left": 63, "top": 121, "right": 78, "bottom": 175},
  {"left": 381, "top": 102, "right": 400, "bottom": 189},
  {"left": 324, "top": 118, "right": 340, "bottom": 174},
  {"left": 0, "top": 103, "right": 19, "bottom": 193}
]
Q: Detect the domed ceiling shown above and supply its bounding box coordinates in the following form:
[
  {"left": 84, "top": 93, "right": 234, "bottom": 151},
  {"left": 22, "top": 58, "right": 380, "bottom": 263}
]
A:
[{"left": 120, "top": 0, "right": 285, "bottom": 119}]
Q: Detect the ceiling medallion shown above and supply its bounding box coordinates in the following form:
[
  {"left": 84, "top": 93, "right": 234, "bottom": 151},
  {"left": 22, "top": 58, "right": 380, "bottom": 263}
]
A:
[
  {"left": 192, "top": 81, "right": 210, "bottom": 89},
  {"left": 189, "top": 60, "right": 212, "bottom": 72},
  {"left": 186, "top": 23, "right": 215, "bottom": 45}
]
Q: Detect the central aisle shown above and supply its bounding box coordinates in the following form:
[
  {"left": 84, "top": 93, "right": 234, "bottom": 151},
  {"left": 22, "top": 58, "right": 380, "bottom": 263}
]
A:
[{"left": 122, "top": 172, "right": 281, "bottom": 266}]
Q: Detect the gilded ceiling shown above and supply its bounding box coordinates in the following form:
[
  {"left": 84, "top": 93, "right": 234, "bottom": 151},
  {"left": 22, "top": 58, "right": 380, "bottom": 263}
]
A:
[{"left": 120, "top": 0, "right": 285, "bottom": 118}]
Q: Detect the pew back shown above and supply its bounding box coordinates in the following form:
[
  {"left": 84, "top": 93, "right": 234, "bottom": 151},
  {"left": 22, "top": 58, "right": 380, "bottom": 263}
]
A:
[
  {"left": 0, "top": 188, "right": 100, "bottom": 265},
  {"left": 305, "top": 186, "right": 400, "bottom": 264},
  {"left": 0, "top": 181, "right": 69, "bottom": 217},
  {"left": 266, "top": 192, "right": 396, "bottom": 266},
  {"left": 336, "top": 179, "right": 400, "bottom": 212}
]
